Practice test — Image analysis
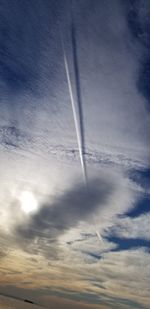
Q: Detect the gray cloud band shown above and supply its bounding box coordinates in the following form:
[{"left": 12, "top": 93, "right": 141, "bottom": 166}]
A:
[
  {"left": 16, "top": 177, "right": 115, "bottom": 242},
  {"left": 0, "top": 124, "right": 147, "bottom": 170}
]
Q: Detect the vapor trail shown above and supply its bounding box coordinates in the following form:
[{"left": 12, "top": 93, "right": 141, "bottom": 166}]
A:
[
  {"left": 96, "top": 230, "right": 104, "bottom": 244},
  {"left": 70, "top": 20, "right": 87, "bottom": 184},
  {"left": 60, "top": 20, "right": 103, "bottom": 243},
  {"left": 60, "top": 29, "right": 87, "bottom": 184}
]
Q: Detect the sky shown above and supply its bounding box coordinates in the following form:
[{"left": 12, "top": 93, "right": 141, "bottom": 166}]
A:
[{"left": 0, "top": 0, "right": 150, "bottom": 308}]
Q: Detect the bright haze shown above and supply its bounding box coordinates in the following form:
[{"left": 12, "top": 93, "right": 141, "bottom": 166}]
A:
[{"left": 0, "top": 1, "right": 150, "bottom": 308}]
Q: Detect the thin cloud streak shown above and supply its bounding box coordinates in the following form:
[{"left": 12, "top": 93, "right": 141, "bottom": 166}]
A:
[
  {"left": 61, "top": 23, "right": 87, "bottom": 184},
  {"left": 70, "top": 18, "right": 87, "bottom": 183}
]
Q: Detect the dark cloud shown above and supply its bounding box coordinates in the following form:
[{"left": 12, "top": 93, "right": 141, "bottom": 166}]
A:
[
  {"left": 15, "top": 177, "right": 115, "bottom": 253},
  {"left": 82, "top": 251, "right": 101, "bottom": 261},
  {"left": 0, "top": 286, "right": 45, "bottom": 308}
]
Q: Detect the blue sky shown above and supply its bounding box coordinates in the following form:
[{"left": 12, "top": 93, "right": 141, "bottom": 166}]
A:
[{"left": 0, "top": 1, "right": 150, "bottom": 308}]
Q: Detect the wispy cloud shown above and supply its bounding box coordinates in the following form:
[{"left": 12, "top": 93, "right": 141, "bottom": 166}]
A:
[
  {"left": 16, "top": 176, "right": 115, "bottom": 241},
  {"left": 106, "top": 212, "right": 150, "bottom": 241},
  {"left": 0, "top": 1, "right": 150, "bottom": 309}
]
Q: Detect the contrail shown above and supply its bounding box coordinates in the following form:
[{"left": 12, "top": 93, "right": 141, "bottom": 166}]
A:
[
  {"left": 70, "top": 20, "right": 87, "bottom": 184},
  {"left": 63, "top": 51, "right": 86, "bottom": 181},
  {"left": 60, "top": 19, "right": 103, "bottom": 243},
  {"left": 61, "top": 29, "right": 87, "bottom": 184},
  {"left": 96, "top": 230, "right": 104, "bottom": 243}
]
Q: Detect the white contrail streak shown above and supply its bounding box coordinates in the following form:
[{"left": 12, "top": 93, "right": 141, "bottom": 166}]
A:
[
  {"left": 61, "top": 26, "right": 103, "bottom": 243},
  {"left": 62, "top": 42, "right": 87, "bottom": 184},
  {"left": 96, "top": 230, "right": 104, "bottom": 244}
]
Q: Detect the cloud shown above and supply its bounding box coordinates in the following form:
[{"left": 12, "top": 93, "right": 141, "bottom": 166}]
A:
[
  {"left": 0, "top": 1, "right": 150, "bottom": 309},
  {"left": 106, "top": 212, "right": 150, "bottom": 241},
  {"left": 0, "top": 163, "right": 140, "bottom": 260},
  {"left": 7, "top": 166, "right": 138, "bottom": 262},
  {"left": 0, "top": 124, "right": 30, "bottom": 149},
  {"left": 0, "top": 0, "right": 149, "bottom": 169},
  {"left": 16, "top": 176, "right": 115, "bottom": 242}
]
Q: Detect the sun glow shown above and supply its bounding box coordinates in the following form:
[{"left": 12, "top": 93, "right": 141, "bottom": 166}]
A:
[{"left": 19, "top": 191, "right": 38, "bottom": 214}]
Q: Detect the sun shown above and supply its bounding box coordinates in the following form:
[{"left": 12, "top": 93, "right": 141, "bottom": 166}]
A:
[{"left": 19, "top": 191, "right": 38, "bottom": 214}]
